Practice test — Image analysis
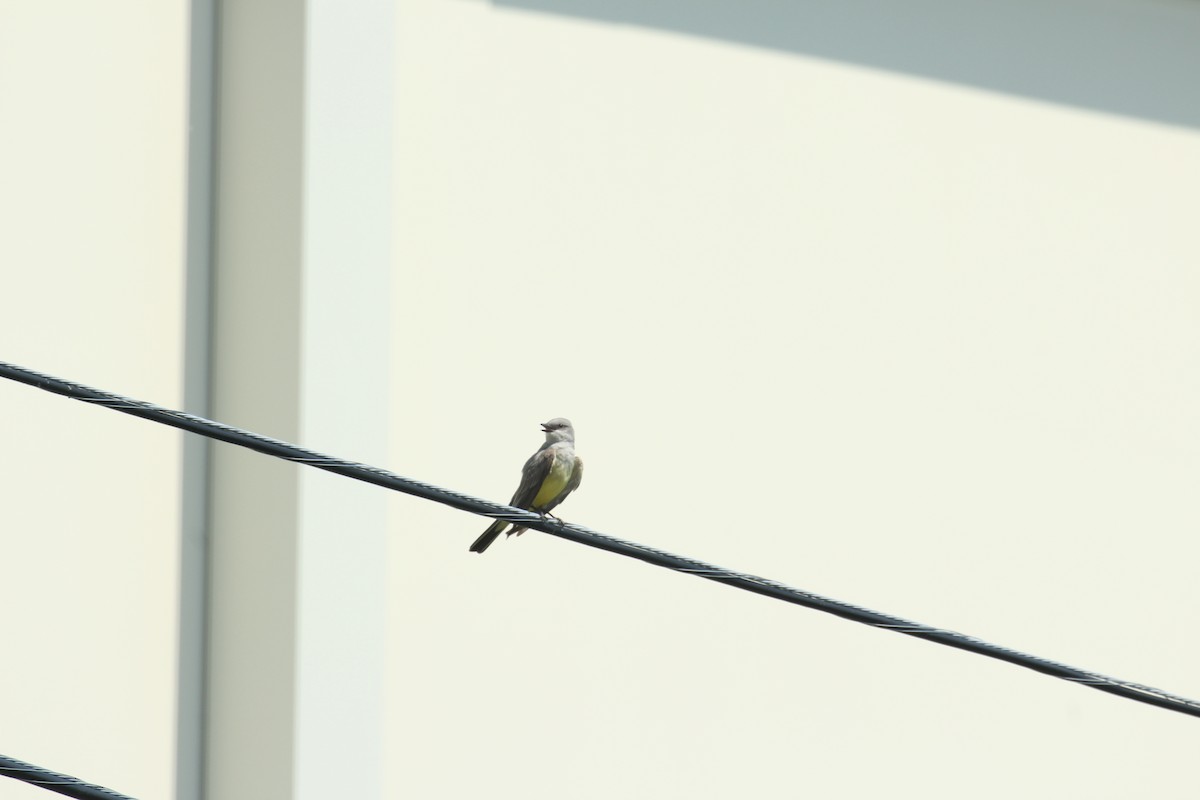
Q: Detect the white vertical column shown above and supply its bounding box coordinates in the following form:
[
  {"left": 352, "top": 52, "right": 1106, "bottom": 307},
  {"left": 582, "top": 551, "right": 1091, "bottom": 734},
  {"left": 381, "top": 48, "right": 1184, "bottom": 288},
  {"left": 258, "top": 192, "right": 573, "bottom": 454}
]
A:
[
  {"left": 206, "top": 1, "right": 393, "bottom": 798},
  {"left": 178, "top": 0, "right": 217, "bottom": 798},
  {"left": 295, "top": 1, "right": 393, "bottom": 798}
]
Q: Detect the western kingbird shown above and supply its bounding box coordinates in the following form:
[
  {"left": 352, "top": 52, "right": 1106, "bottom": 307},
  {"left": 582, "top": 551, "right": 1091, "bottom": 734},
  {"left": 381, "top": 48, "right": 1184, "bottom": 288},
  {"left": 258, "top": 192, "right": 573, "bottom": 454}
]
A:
[{"left": 470, "top": 417, "right": 583, "bottom": 554}]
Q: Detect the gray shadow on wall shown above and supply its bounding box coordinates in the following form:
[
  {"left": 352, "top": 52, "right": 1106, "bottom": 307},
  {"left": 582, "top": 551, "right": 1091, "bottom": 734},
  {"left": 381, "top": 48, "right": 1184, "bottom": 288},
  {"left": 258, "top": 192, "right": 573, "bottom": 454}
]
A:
[{"left": 491, "top": 0, "right": 1200, "bottom": 130}]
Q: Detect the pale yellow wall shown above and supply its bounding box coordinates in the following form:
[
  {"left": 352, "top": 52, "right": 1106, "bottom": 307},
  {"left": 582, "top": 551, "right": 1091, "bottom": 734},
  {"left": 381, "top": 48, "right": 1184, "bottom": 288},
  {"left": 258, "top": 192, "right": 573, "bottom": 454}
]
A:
[
  {"left": 0, "top": 3, "right": 187, "bottom": 799},
  {"left": 389, "top": 2, "right": 1200, "bottom": 798},
  {"left": 3, "top": 2, "right": 1197, "bottom": 798}
]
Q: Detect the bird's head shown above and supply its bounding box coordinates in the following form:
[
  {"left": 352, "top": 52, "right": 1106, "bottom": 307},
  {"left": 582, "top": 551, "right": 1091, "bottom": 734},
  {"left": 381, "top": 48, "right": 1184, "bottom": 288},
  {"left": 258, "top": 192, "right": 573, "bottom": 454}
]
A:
[{"left": 541, "top": 417, "right": 575, "bottom": 443}]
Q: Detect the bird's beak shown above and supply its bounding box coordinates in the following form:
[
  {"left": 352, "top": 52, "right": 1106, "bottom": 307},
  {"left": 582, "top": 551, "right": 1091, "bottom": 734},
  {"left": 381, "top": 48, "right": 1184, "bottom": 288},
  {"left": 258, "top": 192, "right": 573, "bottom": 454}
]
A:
[{"left": 540, "top": 424, "right": 550, "bottom": 432}]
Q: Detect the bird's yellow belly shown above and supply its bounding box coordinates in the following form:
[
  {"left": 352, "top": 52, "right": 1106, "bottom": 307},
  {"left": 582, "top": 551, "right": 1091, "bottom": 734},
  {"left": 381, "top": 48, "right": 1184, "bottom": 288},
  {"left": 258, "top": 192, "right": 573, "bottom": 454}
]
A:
[{"left": 532, "top": 457, "right": 572, "bottom": 509}]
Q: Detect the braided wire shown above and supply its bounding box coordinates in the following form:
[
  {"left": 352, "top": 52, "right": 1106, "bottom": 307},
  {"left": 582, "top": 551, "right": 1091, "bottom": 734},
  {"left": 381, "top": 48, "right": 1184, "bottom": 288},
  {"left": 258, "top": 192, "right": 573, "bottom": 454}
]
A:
[
  {"left": 0, "top": 754, "right": 138, "bottom": 800},
  {"left": 1, "top": 358, "right": 1198, "bottom": 725}
]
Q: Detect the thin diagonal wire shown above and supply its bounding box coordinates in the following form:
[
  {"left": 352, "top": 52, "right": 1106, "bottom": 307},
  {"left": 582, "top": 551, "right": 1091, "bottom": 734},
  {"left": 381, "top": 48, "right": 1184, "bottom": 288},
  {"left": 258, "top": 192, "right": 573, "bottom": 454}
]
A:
[
  {"left": 1, "top": 359, "right": 1198, "bottom": 721},
  {"left": 0, "top": 754, "right": 138, "bottom": 800}
]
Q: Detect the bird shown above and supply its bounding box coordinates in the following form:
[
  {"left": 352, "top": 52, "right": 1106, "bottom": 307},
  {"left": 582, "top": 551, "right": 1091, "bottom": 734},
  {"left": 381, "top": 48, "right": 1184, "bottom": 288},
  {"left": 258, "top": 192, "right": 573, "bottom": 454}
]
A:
[{"left": 470, "top": 417, "right": 583, "bottom": 554}]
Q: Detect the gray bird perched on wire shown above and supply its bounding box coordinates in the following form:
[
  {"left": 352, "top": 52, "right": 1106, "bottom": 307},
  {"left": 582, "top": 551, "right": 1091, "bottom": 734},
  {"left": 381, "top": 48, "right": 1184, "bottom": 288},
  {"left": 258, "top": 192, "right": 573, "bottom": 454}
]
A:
[{"left": 470, "top": 418, "right": 583, "bottom": 554}]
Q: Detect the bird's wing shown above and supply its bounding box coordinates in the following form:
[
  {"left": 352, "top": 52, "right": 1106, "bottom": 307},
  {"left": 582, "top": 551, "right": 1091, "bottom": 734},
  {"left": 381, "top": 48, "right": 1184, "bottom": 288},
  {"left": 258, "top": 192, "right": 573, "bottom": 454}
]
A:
[
  {"left": 508, "top": 447, "right": 555, "bottom": 510},
  {"left": 564, "top": 455, "right": 583, "bottom": 496},
  {"left": 538, "top": 454, "right": 583, "bottom": 515}
]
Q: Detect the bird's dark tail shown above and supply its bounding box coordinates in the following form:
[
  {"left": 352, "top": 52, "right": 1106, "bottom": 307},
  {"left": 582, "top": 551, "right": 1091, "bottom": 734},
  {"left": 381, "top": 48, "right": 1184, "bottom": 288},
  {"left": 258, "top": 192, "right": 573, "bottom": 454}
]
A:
[{"left": 470, "top": 520, "right": 507, "bottom": 554}]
